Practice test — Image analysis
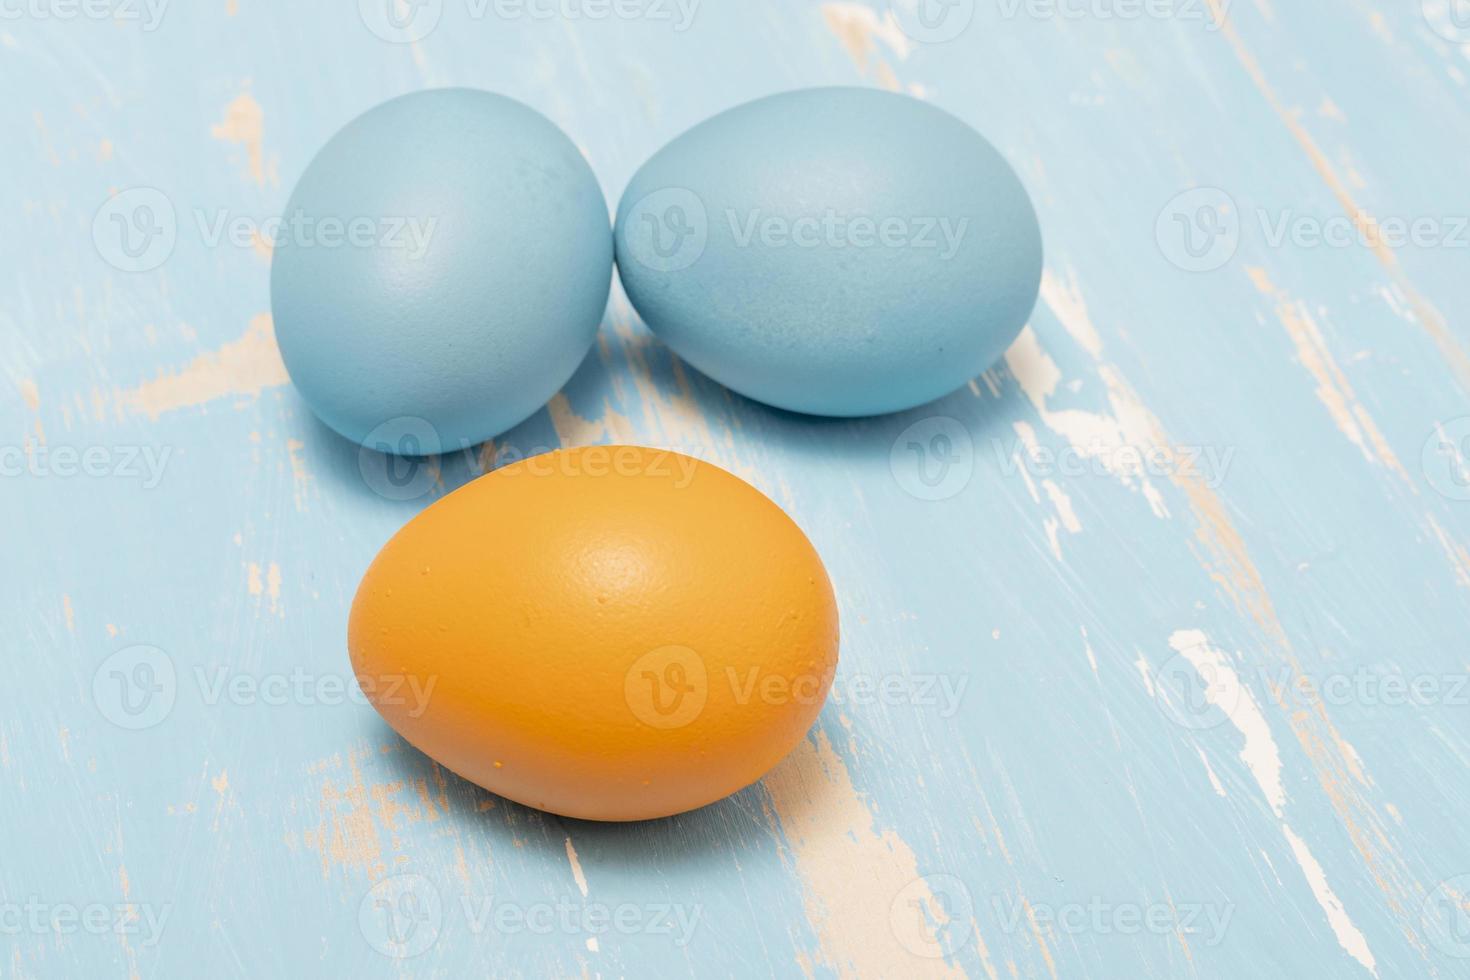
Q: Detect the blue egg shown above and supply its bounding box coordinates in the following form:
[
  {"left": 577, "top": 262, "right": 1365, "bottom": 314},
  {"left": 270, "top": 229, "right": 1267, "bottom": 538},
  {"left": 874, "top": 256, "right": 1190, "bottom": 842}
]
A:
[
  {"left": 615, "top": 87, "right": 1043, "bottom": 417},
  {"left": 272, "top": 88, "right": 612, "bottom": 453}
]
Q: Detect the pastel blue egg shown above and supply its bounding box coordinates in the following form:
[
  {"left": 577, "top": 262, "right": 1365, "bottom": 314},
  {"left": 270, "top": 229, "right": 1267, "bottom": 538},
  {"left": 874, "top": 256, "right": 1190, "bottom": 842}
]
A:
[
  {"left": 272, "top": 88, "right": 612, "bottom": 453},
  {"left": 615, "top": 87, "right": 1043, "bottom": 417}
]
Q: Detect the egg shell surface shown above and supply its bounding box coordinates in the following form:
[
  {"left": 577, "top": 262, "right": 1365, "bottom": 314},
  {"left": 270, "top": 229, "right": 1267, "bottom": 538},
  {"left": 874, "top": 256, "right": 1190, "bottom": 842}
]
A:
[
  {"left": 615, "top": 87, "right": 1043, "bottom": 417},
  {"left": 348, "top": 446, "right": 840, "bottom": 821},
  {"left": 272, "top": 88, "right": 613, "bottom": 452}
]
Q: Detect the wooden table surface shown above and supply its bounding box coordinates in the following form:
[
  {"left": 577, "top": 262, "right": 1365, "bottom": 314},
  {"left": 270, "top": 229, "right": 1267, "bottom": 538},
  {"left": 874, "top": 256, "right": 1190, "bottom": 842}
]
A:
[{"left": 5, "top": 1, "right": 1470, "bottom": 976}]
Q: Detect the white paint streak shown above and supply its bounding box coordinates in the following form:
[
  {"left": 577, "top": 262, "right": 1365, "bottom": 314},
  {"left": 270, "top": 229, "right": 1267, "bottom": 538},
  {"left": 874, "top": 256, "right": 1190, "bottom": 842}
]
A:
[
  {"left": 1168, "top": 631, "right": 1377, "bottom": 974},
  {"left": 1169, "top": 629, "right": 1284, "bottom": 815},
  {"left": 118, "top": 314, "right": 287, "bottom": 419},
  {"left": 1133, "top": 653, "right": 1155, "bottom": 697},
  {"left": 1014, "top": 420, "right": 1083, "bottom": 560},
  {"left": 763, "top": 731, "right": 966, "bottom": 978},
  {"left": 1282, "top": 824, "right": 1378, "bottom": 976},
  {"left": 1246, "top": 268, "right": 1410, "bottom": 486},
  {"left": 1429, "top": 516, "right": 1470, "bottom": 592},
  {"left": 1041, "top": 480, "right": 1081, "bottom": 534},
  {"left": 1195, "top": 747, "right": 1227, "bottom": 797},
  {"left": 1006, "top": 274, "right": 1171, "bottom": 520},
  {"left": 565, "top": 837, "right": 589, "bottom": 898}
]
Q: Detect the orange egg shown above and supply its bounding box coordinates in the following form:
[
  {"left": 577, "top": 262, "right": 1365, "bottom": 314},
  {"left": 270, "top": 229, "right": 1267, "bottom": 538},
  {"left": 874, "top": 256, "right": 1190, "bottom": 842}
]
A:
[{"left": 349, "top": 445, "right": 839, "bottom": 821}]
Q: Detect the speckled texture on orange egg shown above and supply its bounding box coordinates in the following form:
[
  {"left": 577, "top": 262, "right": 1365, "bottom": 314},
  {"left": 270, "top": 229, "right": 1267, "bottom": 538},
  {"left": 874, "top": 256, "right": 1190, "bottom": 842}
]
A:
[{"left": 348, "top": 446, "right": 840, "bottom": 821}]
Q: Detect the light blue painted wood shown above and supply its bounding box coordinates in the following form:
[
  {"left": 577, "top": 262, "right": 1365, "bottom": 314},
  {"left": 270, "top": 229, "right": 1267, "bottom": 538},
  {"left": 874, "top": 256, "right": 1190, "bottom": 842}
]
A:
[{"left": 3, "top": 1, "right": 1470, "bottom": 977}]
